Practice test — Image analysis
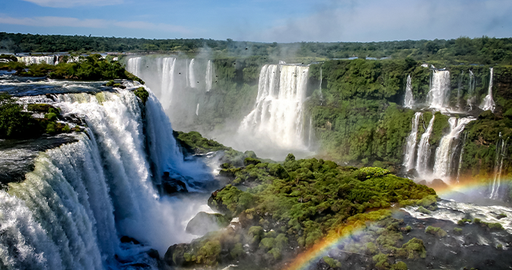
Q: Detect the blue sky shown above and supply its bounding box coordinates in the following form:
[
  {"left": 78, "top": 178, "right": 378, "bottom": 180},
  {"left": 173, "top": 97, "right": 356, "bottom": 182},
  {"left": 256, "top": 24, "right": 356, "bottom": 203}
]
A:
[{"left": 1, "top": 0, "right": 511, "bottom": 42}]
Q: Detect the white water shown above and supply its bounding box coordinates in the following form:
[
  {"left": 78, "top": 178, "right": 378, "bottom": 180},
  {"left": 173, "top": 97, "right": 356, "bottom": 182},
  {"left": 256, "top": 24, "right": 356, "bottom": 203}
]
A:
[
  {"left": 403, "top": 112, "right": 422, "bottom": 171},
  {"left": 489, "top": 133, "right": 508, "bottom": 199},
  {"left": 456, "top": 132, "right": 467, "bottom": 183},
  {"left": 432, "top": 117, "right": 475, "bottom": 181},
  {"left": 205, "top": 60, "right": 213, "bottom": 92},
  {"left": 404, "top": 200, "right": 512, "bottom": 234},
  {"left": 126, "top": 57, "right": 142, "bottom": 77},
  {"left": 480, "top": 67, "right": 495, "bottom": 112},
  {"left": 427, "top": 70, "right": 451, "bottom": 110},
  {"left": 416, "top": 115, "right": 435, "bottom": 176},
  {"left": 17, "top": 56, "right": 57, "bottom": 65},
  {"left": 160, "top": 57, "right": 177, "bottom": 110},
  {"left": 188, "top": 59, "right": 196, "bottom": 88},
  {"left": 403, "top": 74, "right": 414, "bottom": 109},
  {"left": 0, "top": 88, "right": 214, "bottom": 269},
  {"left": 318, "top": 67, "right": 323, "bottom": 101},
  {"left": 238, "top": 64, "right": 309, "bottom": 150}
]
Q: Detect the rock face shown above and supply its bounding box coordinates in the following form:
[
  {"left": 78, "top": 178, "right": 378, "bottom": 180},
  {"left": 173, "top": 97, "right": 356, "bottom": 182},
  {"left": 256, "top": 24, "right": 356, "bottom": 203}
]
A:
[
  {"left": 161, "top": 171, "right": 188, "bottom": 194},
  {"left": 185, "top": 211, "right": 229, "bottom": 235},
  {"left": 428, "top": 178, "right": 449, "bottom": 190}
]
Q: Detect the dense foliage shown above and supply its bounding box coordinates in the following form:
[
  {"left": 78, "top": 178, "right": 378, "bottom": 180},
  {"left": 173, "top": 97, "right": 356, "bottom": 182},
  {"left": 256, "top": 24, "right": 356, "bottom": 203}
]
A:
[
  {"left": 0, "top": 93, "right": 43, "bottom": 139},
  {"left": 2, "top": 33, "right": 512, "bottom": 64},
  {"left": 0, "top": 94, "right": 80, "bottom": 139}
]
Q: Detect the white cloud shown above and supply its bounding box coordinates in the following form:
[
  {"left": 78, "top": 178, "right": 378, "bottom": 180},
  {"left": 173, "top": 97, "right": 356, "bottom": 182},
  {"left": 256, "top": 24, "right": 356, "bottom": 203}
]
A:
[
  {"left": 246, "top": 0, "right": 512, "bottom": 42},
  {"left": 0, "top": 15, "right": 192, "bottom": 34},
  {"left": 21, "top": 0, "right": 123, "bottom": 8}
]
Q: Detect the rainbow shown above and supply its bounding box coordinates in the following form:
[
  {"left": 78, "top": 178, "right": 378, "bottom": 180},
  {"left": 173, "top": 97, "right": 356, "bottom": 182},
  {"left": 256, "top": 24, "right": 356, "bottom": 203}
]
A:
[
  {"left": 285, "top": 177, "right": 508, "bottom": 270},
  {"left": 285, "top": 209, "right": 391, "bottom": 270}
]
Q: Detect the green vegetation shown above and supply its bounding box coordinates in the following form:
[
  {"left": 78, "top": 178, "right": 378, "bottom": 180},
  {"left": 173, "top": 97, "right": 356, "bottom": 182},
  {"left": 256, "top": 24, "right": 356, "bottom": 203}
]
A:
[
  {"left": 174, "top": 130, "right": 230, "bottom": 154},
  {"left": 133, "top": 87, "right": 149, "bottom": 104},
  {"left": 0, "top": 93, "right": 43, "bottom": 139},
  {"left": 2, "top": 33, "right": 512, "bottom": 64},
  {"left": 0, "top": 53, "right": 143, "bottom": 82},
  {"left": 0, "top": 94, "right": 80, "bottom": 139},
  {"left": 425, "top": 226, "right": 447, "bottom": 238}
]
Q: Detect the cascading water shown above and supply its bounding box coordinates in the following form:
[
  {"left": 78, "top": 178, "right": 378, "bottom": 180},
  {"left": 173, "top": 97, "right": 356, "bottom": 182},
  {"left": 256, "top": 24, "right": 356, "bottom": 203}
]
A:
[
  {"left": 403, "top": 112, "right": 422, "bottom": 172},
  {"left": 489, "top": 133, "right": 508, "bottom": 199},
  {"left": 205, "top": 60, "right": 213, "bottom": 92},
  {"left": 318, "top": 67, "right": 324, "bottom": 101},
  {"left": 0, "top": 86, "right": 214, "bottom": 269},
  {"left": 126, "top": 57, "right": 142, "bottom": 78},
  {"left": 432, "top": 117, "right": 475, "bottom": 181},
  {"left": 467, "top": 70, "right": 476, "bottom": 110},
  {"left": 126, "top": 56, "right": 213, "bottom": 130},
  {"left": 238, "top": 64, "right": 309, "bottom": 150},
  {"left": 480, "top": 67, "right": 495, "bottom": 112},
  {"left": 427, "top": 70, "right": 451, "bottom": 110},
  {"left": 403, "top": 74, "right": 414, "bottom": 109},
  {"left": 17, "top": 56, "right": 57, "bottom": 65},
  {"left": 159, "top": 57, "right": 177, "bottom": 110},
  {"left": 307, "top": 116, "right": 313, "bottom": 149},
  {"left": 188, "top": 59, "right": 196, "bottom": 88},
  {"left": 416, "top": 115, "right": 435, "bottom": 176},
  {"left": 456, "top": 132, "right": 467, "bottom": 183}
]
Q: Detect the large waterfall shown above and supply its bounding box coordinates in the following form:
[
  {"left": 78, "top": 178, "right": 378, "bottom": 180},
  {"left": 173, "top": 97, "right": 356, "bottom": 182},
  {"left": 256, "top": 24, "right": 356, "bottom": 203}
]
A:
[
  {"left": 427, "top": 70, "right": 451, "bottom": 110},
  {"left": 0, "top": 87, "right": 213, "bottom": 269},
  {"left": 238, "top": 64, "right": 309, "bottom": 150},
  {"left": 126, "top": 56, "right": 214, "bottom": 130},
  {"left": 415, "top": 115, "right": 435, "bottom": 176},
  {"left": 432, "top": 117, "right": 475, "bottom": 180},
  {"left": 480, "top": 67, "right": 495, "bottom": 112}
]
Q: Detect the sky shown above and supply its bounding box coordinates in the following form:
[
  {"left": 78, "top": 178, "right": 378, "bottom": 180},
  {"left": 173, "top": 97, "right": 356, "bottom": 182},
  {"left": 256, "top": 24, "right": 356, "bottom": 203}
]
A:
[{"left": 0, "top": 0, "right": 511, "bottom": 43}]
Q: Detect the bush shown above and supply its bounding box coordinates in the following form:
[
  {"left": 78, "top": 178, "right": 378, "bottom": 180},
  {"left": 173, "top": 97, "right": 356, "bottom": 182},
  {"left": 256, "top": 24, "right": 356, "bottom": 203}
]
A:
[
  {"left": 134, "top": 87, "right": 149, "bottom": 104},
  {"left": 425, "top": 226, "right": 447, "bottom": 238}
]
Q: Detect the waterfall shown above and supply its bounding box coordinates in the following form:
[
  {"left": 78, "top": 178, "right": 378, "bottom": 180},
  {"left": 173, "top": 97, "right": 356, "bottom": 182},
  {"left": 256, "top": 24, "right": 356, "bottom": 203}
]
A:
[
  {"left": 480, "top": 67, "right": 495, "bottom": 112},
  {"left": 205, "top": 60, "right": 213, "bottom": 92},
  {"left": 160, "top": 57, "right": 177, "bottom": 110},
  {"left": 0, "top": 88, "right": 212, "bottom": 269},
  {"left": 489, "top": 133, "right": 508, "bottom": 199},
  {"left": 467, "top": 70, "right": 475, "bottom": 110},
  {"left": 238, "top": 64, "right": 309, "bottom": 149},
  {"left": 427, "top": 70, "right": 451, "bottom": 110},
  {"left": 416, "top": 115, "right": 435, "bottom": 176},
  {"left": 17, "top": 56, "right": 57, "bottom": 65},
  {"left": 196, "top": 103, "right": 199, "bottom": 116},
  {"left": 308, "top": 116, "right": 313, "bottom": 148},
  {"left": 456, "top": 132, "right": 467, "bottom": 183},
  {"left": 432, "top": 117, "right": 475, "bottom": 181},
  {"left": 403, "top": 75, "right": 414, "bottom": 109},
  {"left": 318, "top": 67, "right": 324, "bottom": 101},
  {"left": 188, "top": 59, "right": 196, "bottom": 88},
  {"left": 403, "top": 112, "right": 422, "bottom": 172},
  {"left": 126, "top": 57, "right": 142, "bottom": 78}
]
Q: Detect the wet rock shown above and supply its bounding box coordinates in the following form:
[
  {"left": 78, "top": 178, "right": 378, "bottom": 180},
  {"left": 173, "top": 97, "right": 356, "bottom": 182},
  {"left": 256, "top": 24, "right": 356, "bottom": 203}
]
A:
[
  {"left": 406, "top": 168, "right": 419, "bottom": 178},
  {"left": 428, "top": 179, "right": 448, "bottom": 190},
  {"left": 161, "top": 171, "right": 188, "bottom": 194}
]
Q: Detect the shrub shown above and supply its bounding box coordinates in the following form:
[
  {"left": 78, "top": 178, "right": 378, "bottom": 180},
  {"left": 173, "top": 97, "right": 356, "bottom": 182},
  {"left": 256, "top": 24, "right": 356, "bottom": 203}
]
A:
[{"left": 425, "top": 226, "right": 447, "bottom": 238}]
